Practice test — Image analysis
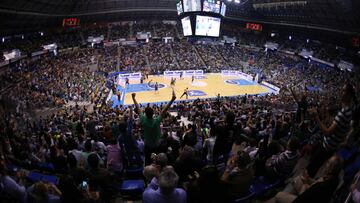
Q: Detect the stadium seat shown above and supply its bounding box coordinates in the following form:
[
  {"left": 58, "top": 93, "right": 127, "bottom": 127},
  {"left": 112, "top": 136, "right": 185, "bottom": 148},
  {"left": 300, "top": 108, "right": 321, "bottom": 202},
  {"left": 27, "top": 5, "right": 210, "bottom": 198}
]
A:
[
  {"left": 234, "top": 192, "right": 255, "bottom": 203},
  {"left": 250, "top": 176, "right": 283, "bottom": 196},
  {"left": 125, "top": 166, "right": 144, "bottom": 178},
  {"left": 36, "top": 162, "right": 55, "bottom": 172},
  {"left": 337, "top": 146, "right": 358, "bottom": 162},
  {"left": 27, "top": 172, "right": 59, "bottom": 185},
  {"left": 118, "top": 179, "right": 145, "bottom": 197}
]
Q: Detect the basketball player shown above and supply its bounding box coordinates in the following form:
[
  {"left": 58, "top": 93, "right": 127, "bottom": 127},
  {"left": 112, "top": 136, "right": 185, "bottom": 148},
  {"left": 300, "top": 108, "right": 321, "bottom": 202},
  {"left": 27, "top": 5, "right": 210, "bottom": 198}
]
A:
[
  {"left": 180, "top": 72, "right": 183, "bottom": 80},
  {"left": 191, "top": 75, "right": 195, "bottom": 83},
  {"left": 170, "top": 77, "right": 176, "bottom": 87},
  {"left": 117, "top": 91, "right": 121, "bottom": 102},
  {"left": 180, "top": 87, "right": 189, "bottom": 99},
  {"left": 140, "top": 75, "right": 144, "bottom": 84},
  {"left": 125, "top": 77, "right": 130, "bottom": 85},
  {"left": 154, "top": 82, "right": 159, "bottom": 94}
]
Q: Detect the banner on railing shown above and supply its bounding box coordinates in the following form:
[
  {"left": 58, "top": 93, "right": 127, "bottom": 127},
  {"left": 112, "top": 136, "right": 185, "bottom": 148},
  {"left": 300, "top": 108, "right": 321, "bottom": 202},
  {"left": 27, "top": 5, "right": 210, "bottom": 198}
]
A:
[
  {"left": 117, "top": 72, "right": 142, "bottom": 79},
  {"left": 261, "top": 81, "right": 280, "bottom": 93},
  {"left": 220, "top": 70, "right": 253, "bottom": 81},
  {"left": 163, "top": 70, "right": 204, "bottom": 77}
]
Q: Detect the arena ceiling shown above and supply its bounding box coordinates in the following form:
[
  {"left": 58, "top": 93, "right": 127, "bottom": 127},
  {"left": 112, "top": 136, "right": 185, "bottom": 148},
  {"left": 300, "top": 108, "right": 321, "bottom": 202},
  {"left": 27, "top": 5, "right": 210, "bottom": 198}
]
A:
[{"left": 0, "top": 0, "right": 359, "bottom": 35}]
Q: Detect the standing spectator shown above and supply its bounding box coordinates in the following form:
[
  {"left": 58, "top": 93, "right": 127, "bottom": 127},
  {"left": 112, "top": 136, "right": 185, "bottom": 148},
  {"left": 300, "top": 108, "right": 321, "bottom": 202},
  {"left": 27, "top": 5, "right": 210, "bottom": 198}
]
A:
[
  {"left": 203, "top": 128, "right": 216, "bottom": 164},
  {"left": 132, "top": 91, "right": 176, "bottom": 165},
  {"left": 306, "top": 83, "right": 355, "bottom": 178},
  {"left": 213, "top": 112, "right": 239, "bottom": 163},
  {"left": 106, "top": 138, "right": 123, "bottom": 175}
]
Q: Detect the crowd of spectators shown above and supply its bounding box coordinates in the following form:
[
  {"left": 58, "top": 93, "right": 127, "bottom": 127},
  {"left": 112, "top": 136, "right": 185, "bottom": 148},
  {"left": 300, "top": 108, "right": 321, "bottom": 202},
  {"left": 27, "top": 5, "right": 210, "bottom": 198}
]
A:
[
  {"left": 172, "top": 41, "right": 205, "bottom": 70},
  {"left": 0, "top": 24, "right": 360, "bottom": 203}
]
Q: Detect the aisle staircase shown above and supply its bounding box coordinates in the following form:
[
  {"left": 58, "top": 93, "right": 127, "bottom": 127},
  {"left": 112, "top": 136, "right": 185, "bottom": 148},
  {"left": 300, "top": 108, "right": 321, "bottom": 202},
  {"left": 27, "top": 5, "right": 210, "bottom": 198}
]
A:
[
  {"left": 193, "top": 45, "right": 207, "bottom": 68},
  {"left": 173, "top": 24, "right": 181, "bottom": 39},
  {"left": 129, "top": 22, "right": 134, "bottom": 38},
  {"left": 107, "top": 25, "right": 112, "bottom": 40},
  {"left": 215, "top": 46, "right": 230, "bottom": 67},
  {"left": 79, "top": 32, "right": 86, "bottom": 45},
  {"left": 169, "top": 44, "right": 181, "bottom": 69}
]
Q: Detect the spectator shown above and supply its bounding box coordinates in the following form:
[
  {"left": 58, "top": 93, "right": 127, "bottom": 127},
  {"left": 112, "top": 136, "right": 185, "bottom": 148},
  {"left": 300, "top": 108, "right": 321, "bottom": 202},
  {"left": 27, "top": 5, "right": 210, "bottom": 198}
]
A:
[
  {"left": 27, "top": 181, "right": 62, "bottom": 203},
  {"left": 106, "top": 138, "right": 123, "bottom": 175},
  {"left": 221, "top": 151, "right": 254, "bottom": 199},
  {"left": 87, "top": 153, "right": 115, "bottom": 202},
  {"left": 143, "top": 168, "right": 187, "bottom": 203},
  {"left": 132, "top": 91, "right": 176, "bottom": 165},
  {"left": 187, "top": 166, "right": 227, "bottom": 203},
  {"left": 0, "top": 158, "right": 27, "bottom": 203},
  {"left": 306, "top": 83, "right": 355, "bottom": 178},
  {"left": 213, "top": 112, "right": 239, "bottom": 162},
  {"left": 265, "top": 137, "right": 300, "bottom": 179},
  {"left": 268, "top": 155, "right": 343, "bottom": 203}
]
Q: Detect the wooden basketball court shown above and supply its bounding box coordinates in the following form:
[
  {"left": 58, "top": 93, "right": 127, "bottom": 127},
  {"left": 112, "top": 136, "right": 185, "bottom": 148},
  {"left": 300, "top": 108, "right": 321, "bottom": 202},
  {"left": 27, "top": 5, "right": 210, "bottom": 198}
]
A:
[{"left": 118, "top": 73, "right": 272, "bottom": 105}]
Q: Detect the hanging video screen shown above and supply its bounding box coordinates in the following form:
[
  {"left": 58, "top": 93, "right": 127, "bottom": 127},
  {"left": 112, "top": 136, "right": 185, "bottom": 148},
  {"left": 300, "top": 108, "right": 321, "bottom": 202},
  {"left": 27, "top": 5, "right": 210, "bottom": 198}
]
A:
[{"left": 195, "top": 15, "right": 221, "bottom": 37}]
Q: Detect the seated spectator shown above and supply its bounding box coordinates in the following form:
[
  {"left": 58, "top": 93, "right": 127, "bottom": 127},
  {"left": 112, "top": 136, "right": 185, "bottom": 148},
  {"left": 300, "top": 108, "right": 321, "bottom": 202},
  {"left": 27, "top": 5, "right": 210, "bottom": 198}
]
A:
[
  {"left": 27, "top": 181, "right": 62, "bottom": 203},
  {"left": 87, "top": 153, "right": 115, "bottom": 202},
  {"left": 221, "top": 151, "right": 254, "bottom": 199},
  {"left": 143, "top": 168, "right": 187, "bottom": 203},
  {"left": 145, "top": 153, "right": 173, "bottom": 190},
  {"left": 174, "top": 146, "right": 204, "bottom": 184},
  {"left": 67, "top": 154, "right": 87, "bottom": 186},
  {"left": 351, "top": 171, "right": 360, "bottom": 203},
  {"left": 143, "top": 165, "right": 158, "bottom": 185},
  {"left": 268, "top": 155, "right": 343, "bottom": 203},
  {"left": 0, "top": 158, "right": 27, "bottom": 203},
  {"left": 265, "top": 137, "right": 300, "bottom": 179},
  {"left": 187, "top": 166, "right": 227, "bottom": 203}
]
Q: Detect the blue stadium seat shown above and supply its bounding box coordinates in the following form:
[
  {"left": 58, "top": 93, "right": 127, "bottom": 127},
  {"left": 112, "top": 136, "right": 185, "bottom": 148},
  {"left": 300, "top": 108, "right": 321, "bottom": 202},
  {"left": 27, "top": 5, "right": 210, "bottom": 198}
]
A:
[
  {"left": 36, "top": 162, "right": 55, "bottom": 171},
  {"left": 119, "top": 179, "right": 145, "bottom": 197},
  {"left": 125, "top": 166, "right": 144, "bottom": 177},
  {"left": 234, "top": 192, "right": 255, "bottom": 203},
  {"left": 27, "top": 172, "right": 58, "bottom": 185},
  {"left": 337, "top": 146, "right": 358, "bottom": 161},
  {"left": 250, "top": 176, "right": 283, "bottom": 197}
]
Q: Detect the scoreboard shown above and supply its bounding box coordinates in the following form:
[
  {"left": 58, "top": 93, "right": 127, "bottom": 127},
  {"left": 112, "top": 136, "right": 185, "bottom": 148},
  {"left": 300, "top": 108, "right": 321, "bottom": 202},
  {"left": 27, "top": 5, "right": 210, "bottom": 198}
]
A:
[
  {"left": 62, "top": 18, "right": 80, "bottom": 27},
  {"left": 245, "top": 23, "right": 263, "bottom": 31}
]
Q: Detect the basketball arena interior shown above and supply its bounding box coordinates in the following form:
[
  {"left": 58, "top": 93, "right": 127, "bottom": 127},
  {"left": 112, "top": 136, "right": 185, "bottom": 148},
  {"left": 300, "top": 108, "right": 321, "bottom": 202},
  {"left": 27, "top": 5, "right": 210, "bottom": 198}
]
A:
[{"left": 0, "top": 0, "right": 360, "bottom": 202}]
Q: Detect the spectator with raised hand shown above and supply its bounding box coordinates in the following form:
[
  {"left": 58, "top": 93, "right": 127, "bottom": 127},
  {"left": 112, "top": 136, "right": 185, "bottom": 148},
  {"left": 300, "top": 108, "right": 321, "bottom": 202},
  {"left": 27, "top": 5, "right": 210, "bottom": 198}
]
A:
[
  {"left": 132, "top": 90, "right": 176, "bottom": 165},
  {"left": 221, "top": 151, "right": 254, "bottom": 200},
  {"left": 306, "top": 83, "right": 356, "bottom": 178}
]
